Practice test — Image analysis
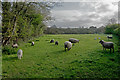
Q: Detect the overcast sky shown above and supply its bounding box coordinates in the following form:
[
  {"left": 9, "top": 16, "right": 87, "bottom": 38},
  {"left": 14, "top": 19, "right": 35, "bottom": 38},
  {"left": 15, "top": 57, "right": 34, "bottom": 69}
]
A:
[{"left": 46, "top": 2, "right": 119, "bottom": 28}]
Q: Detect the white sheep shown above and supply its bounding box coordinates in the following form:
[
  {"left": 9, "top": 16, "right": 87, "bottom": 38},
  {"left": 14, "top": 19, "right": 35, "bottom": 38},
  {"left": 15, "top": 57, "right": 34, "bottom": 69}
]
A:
[
  {"left": 99, "top": 40, "right": 114, "bottom": 53},
  {"left": 31, "top": 41, "right": 34, "bottom": 46},
  {"left": 69, "top": 38, "right": 79, "bottom": 46},
  {"left": 107, "top": 35, "right": 112, "bottom": 40},
  {"left": 64, "top": 41, "right": 72, "bottom": 51},
  {"left": 12, "top": 43, "right": 18, "bottom": 48},
  {"left": 17, "top": 49, "right": 23, "bottom": 59}
]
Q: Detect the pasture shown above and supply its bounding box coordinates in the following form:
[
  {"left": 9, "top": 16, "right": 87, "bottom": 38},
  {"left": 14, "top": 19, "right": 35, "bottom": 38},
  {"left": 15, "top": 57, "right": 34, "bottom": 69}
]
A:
[{"left": 2, "top": 34, "right": 120, "bottom": 78}]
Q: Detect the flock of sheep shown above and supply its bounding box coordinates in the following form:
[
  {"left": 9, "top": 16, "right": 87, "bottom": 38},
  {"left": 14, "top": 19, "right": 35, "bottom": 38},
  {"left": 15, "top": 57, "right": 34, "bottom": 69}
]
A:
[
  {"left": 12, "top": 35, "right": 114, "bottom": 60},
  {"left": 50, "top": 38, "right": 79, "bottom": 51}
]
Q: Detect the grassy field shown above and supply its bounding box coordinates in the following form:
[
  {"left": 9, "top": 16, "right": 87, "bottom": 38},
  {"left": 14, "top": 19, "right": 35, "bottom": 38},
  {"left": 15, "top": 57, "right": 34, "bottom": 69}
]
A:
[{"left": 2, "top": 34, "right": 120, "bottom": 78}]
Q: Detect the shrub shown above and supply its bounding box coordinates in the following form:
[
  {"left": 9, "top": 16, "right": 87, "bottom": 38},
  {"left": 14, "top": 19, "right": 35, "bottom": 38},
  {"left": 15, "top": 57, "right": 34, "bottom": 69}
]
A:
[
  {"left": 2, "top": 46, "right": 17, "bottom": 55},
  {"left": 105, "top": 24, "right": 119, "bottom": 34}
]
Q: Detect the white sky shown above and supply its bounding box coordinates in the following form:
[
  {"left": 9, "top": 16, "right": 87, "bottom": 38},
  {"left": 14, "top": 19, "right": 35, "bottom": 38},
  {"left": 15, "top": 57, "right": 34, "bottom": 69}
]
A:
[{"left": 46, "top": 1, "right": 119, "bottom": 28}]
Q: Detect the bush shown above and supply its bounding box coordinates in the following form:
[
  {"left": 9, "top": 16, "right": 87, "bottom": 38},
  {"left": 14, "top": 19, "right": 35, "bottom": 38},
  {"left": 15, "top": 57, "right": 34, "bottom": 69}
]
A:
[
  {"left": 2, "top": 46, "right": 17, "bottom": 55},
  {"left": 105, "top": 24, "right": 119, "bottom": 34},
  {"left": 114, "top": 27, "right": 120, "bottom": 36},
  {"left": 28, "top": 40, "right": 32, "bottom": 43}
]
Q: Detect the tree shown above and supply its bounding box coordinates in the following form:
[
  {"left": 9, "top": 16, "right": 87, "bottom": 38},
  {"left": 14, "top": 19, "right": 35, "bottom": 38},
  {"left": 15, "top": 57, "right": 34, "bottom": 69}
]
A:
[{"left": 2, "top": 2, "right": 51, "bottom": 46}]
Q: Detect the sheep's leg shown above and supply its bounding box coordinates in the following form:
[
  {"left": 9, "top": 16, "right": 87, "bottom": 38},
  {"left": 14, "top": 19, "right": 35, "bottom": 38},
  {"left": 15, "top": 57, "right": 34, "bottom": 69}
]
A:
[
  {"left": 18, "top": 55, "right": 21, "bottom": 59},
  {"left": 110, "top": 48, "right": 111, "bottom": 53},
  {"left": 65, "top": 48, "right": 66, "bottom": 51},
  {"left": 113, "top": 47, "right": 114, "bottom": 53},
  {"left": 68, "top": 48, "right": 71, "bottom": 51},
  {"left": 103, "top": 47, "right": 104, "bottom": 51},
  {"left": 73, "top": 43, "right": 75, "bottom": 46},
  {"left": 65, "top": 45, "right": 67, "bottom": 51}
]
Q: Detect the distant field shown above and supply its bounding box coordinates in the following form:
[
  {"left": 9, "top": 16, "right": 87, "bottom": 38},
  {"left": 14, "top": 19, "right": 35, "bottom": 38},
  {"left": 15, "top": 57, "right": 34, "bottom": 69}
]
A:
[{"left": 2, "top": 34, "right": 120, "bottom": 78}]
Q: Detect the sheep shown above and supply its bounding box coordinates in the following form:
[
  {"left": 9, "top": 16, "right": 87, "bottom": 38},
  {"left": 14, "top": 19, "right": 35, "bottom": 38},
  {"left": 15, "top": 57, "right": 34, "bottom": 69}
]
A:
[
  {"left": 12, "top": 43, "right": 18, "bottom": 48},
  {"left": 64, "top": 41, "right": 72, "bottom": 51},
  {"left": 99, "top": 40, "right": 114, "bottom": 53},
  {"left": 69, "top": 38, "right": 79, "bottom": 46},
  {"left": 17, "top": 49, "right": 23, "bottom": 59},
  {"left": 99, "top": 37, "right": 101, "bottom": 39},
  {"left": 31, "top": 41, "right": 34, "bottom": 46},
  {"left": 107, "top": 35, "right": 112, "bottom": 40},
  {"left": 55, "top": 41, "right": 58, "bottom": 45},
  {"left": 94, "top": 38, "right": 97, "bottom": 40},
  {"left": 50, "top": 39, "right": 54, "bottom": 43}
]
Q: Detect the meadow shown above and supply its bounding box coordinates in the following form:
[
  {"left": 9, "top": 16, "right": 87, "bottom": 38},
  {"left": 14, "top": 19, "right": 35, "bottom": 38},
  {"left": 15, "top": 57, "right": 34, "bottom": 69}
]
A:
[{"left": 2, "top": 34, "right": 120, "bottom": 78}]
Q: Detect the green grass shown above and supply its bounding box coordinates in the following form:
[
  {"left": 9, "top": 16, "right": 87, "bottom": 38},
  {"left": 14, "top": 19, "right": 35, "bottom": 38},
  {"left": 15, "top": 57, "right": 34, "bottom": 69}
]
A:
[{"left": 2, "top": 34, "right": 120, "bottom": 78}]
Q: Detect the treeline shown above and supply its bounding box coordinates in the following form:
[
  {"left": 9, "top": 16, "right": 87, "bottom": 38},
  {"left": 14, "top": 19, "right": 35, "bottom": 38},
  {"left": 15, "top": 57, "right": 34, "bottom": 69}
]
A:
[
  {"left": 44, "top": 26, "right": 105, "bottom": 34},
  {"left": 105, "top": 24, "right": 120, "bottom": 51},
  {"left": 2, "top": 2, "right": 51, "bottom": 46}
]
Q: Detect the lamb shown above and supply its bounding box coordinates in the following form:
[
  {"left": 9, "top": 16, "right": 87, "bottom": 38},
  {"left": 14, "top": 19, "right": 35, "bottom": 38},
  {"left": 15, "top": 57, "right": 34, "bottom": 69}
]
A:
[
  {"left": 64, "top": 41, "right": 72, "bottom": 51},
  {"left": 50, "top": 39, "right": 54, "bottom": 43},
  {"left": 12, "top": 43, "right": 18, "bottom": 48},
  {"left": 69, "top": 38, "right": 79, "bottom": 45},
  {"left": 31, "top": 41, "right": 34, "bottom": 46},
  {"left": 17, "top": 49, "right": 23, "bottom": 59},
  {"left": 99, "top": 40, "right": 114, "bottom": 53},
  {"left": 55, "top": 41, "right": 58, "bottom": 45},
  {"left": 94, "top": 38, "right": 97, "bottom": 40},
  {"left": 107, "top": 36, "right": 112, "bottom": 40}
]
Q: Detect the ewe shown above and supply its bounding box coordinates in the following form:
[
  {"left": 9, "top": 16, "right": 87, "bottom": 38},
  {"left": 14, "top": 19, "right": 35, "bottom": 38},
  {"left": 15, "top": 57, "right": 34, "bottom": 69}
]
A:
[
  {"left": 107, "top": 36, "right": 112, "bottom": 40},
  {"left": 12, "top": 43, "right": 18, "bottom": 48},
  {"left": 17, "top": 49, "right": 23, "bottom": 59},
  {"left": 69, "top": 38, "right": 79, "bottom": 45},
  {"left": 55, "top": 41, "right": 58, "bottom": 45},
  {"left": 31, "top": 41, "right": 34, "bottom": 46},
  {"left": 64, "top": 41, "right": 72, "bottom": 51},
  {"left": 99, "top": 40, "right": 114, "bottom": 53},
  {"left": 50, "top": 39, "right": 54, "bottom": 43}
]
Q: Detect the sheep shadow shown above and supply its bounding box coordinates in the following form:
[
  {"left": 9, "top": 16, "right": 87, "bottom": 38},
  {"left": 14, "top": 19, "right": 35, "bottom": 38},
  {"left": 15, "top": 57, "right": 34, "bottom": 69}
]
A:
[
  {"left": 45, "top": 39, "right": 50, "bottom": 41},
  {"left": 53, "top": 50, "right": 66, "bottom": 54},
  {"left": 35, "top": 39, "right": 39, "bottom": 41},
  {"left": 25, "top": 44, "right": 33, "bottom": 48},
  {"left": 3, "top": 56, "right": 18, "bottom": 61},
  {"left": 97, "top": 50, "right": 115, "bottom": 58}
]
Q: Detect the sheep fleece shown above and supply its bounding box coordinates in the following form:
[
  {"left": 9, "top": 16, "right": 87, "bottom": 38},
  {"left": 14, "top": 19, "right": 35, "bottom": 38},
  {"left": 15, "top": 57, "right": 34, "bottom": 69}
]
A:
[
  {"left": 17, "top": 49, "right": 23, "bottom": 59},
  {"left": 64, "top": 41, "right": 72, "bottom": 49}
]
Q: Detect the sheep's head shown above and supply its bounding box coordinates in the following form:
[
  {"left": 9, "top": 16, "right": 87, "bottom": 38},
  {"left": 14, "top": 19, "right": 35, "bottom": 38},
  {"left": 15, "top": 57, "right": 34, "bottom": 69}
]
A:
[
  {"left": 99, "top": 40, "right": 104, "bottom": 44},
  {"left": 74, "top": 39, "right": 79, "bottom": 43},
  {"left": 77, "top": 40, "right": 79, "bottom": 43}
]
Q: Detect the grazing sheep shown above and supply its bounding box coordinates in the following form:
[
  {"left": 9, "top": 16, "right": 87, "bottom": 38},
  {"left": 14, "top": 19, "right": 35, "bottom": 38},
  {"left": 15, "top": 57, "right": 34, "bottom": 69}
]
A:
[
  {"left": 31, "top": 41, "right": 34, "bottom": 46},
  {"left": 94, "top": 38, "right": 97, "bottom": 40},
  {"left": 99, "top": 40, "right": 114, "bottom": 53},
  {"left": 107, "top": 36, "right": 112, "bottom": 40},
  {"left": 55, "top": 41, "right": 58, "bottom": 45},
  {"left": 69, "top": 38, "right": 79, "bottom": 46},
  {"left": 64, "top": 41, "right": 72, "bottom": 51},
  {"left": 50, "top": 39, "right": 54, "bottom": 43},
  {"left": 17, "top": 49, "right": 23, "bottom": 59},
  {"left": 12, "top": 43, "right": 18, "bottom": 48}
]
